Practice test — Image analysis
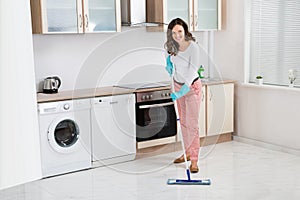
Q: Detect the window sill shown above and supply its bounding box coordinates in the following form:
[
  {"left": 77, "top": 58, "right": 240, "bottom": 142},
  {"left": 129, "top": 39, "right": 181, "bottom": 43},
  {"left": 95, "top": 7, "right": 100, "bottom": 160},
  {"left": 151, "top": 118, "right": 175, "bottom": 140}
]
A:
[{"left": 241, "top": 82, "right": 300, "bottom": 92}]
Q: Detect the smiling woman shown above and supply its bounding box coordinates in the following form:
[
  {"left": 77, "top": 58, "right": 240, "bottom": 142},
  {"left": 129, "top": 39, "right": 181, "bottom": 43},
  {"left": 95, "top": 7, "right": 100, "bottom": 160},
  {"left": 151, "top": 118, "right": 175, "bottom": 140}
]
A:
[{"left": 164, "top": 18, "right": 202, "bottom": 173}]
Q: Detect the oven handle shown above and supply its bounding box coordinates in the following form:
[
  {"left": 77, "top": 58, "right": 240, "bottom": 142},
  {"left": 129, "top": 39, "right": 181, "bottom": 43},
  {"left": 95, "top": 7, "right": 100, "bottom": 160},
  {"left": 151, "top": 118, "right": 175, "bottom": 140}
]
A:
[{"left": 139, "top": 102, "right": 174, "bottom": 109}]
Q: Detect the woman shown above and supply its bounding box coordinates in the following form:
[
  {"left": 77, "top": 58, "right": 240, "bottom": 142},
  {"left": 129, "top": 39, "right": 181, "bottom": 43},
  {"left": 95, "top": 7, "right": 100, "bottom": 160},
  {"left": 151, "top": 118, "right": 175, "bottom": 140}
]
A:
[{"left": 164, "top": 18, "right": 202, "bottom": 173}]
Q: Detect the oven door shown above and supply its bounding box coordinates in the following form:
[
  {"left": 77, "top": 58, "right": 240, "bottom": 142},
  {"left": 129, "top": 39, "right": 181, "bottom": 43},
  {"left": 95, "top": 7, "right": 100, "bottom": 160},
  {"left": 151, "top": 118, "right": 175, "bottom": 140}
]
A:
[{"left": 136, "top": 99, "right": 177, "bottom": 142}]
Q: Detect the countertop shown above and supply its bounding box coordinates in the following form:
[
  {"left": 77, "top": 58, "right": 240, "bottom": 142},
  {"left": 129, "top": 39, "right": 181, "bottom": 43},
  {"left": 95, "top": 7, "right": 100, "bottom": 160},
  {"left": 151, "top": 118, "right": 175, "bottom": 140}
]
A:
[
  {"left": 37, "top": 79, "right": 235, "bottom": 103},
  {"left": 37, "top": 86, "right": 132, "bottom": 103}
]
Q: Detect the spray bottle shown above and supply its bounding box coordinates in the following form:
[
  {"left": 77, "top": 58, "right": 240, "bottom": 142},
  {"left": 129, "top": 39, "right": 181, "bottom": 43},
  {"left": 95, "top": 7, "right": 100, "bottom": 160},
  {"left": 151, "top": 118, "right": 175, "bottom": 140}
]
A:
[{"left": 198, "top": 65, "right": 205, "bottom": 79}]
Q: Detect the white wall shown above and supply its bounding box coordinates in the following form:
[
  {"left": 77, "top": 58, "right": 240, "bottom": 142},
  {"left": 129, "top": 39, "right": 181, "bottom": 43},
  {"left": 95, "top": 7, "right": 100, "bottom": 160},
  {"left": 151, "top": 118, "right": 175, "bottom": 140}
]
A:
[
  {"left": 214, "top": 0, "right": 245, "bottom": 83},
  {"left": 33, "top": 28, "right": 206, "bottom": 92},
  {"left": 0, "top": 1, "right": 42, "bottom": 190},
  {"left": 237, "top": 85, "right": 300, "bottom": 150},
  {"left": 213, "top": 0, "right": 300, "bottom": 151},
  {"left": 33, "top": 29, "right": 170, "bottom": 92}
]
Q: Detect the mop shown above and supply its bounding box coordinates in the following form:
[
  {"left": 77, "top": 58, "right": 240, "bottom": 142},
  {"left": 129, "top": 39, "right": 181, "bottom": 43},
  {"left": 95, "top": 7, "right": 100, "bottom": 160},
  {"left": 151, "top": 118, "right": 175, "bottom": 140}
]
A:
[{"left": 167, "top": 73, "right": 211, "bottom": 185}]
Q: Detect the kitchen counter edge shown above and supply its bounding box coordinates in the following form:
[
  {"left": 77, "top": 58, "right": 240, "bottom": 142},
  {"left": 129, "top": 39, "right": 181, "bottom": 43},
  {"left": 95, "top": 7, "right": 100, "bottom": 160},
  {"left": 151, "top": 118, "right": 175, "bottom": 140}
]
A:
[
  {"left": 37, "top": 86, "right": 135, "bottom": 103},
  {"left": 37, "top": 79, "right": 235, "bottom": 103}
]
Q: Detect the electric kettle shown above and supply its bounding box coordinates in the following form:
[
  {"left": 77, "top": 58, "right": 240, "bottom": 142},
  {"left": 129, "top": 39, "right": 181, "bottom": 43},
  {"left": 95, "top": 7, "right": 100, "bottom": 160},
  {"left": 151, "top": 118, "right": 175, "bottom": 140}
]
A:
[{"left": 43, "top": 76, "right": 61, "bottom": 93}]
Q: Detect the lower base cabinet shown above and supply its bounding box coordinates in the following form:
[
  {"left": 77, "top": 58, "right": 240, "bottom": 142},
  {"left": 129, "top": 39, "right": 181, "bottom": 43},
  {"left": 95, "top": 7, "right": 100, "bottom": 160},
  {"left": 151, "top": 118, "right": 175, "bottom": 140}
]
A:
[
  {"left": 177, "top": 82, "right": 234, "bottom": 141},
  {"left": 207, "top": 83, "right": 234, "bottom": 136}
]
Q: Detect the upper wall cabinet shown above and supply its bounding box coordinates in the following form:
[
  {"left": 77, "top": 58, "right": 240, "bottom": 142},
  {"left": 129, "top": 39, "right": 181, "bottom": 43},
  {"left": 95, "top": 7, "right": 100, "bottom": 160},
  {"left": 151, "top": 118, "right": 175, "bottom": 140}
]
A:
[
  {"left": 146, "top": 0, "right": 222, "bottom": 31},
  {"left": 194, "top": 0, "right": 222, "bottom": 30},
  {"left": 30, "top": 0, "right": 121, "bottom": 34}
]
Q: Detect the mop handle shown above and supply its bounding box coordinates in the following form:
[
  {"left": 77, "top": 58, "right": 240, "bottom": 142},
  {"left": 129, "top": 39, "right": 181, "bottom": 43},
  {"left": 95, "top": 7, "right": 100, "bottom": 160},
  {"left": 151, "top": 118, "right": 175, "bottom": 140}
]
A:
[{"left": 171, "top": 74, "right": 191, "bottom": 181}]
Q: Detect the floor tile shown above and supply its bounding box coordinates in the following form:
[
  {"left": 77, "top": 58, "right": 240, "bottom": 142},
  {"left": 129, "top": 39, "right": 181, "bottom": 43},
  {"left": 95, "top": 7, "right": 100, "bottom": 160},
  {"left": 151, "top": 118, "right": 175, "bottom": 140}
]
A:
[{"left": 1, "top": 141, "right": 300, "bottom": 200}]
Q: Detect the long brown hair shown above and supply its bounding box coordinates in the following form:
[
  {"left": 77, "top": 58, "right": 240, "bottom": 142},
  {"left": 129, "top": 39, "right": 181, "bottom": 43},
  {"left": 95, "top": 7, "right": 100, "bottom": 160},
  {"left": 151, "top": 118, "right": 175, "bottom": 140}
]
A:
[{"left": 164, "top": 18, "right": 195, "bottom": 56}]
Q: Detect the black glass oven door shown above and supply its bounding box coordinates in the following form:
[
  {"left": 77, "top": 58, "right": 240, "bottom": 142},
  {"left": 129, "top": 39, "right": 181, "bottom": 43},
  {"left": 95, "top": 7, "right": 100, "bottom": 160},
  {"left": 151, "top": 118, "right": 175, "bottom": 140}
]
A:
[{"left": 136, "top": 100, "right": 177, "bottom": 142}]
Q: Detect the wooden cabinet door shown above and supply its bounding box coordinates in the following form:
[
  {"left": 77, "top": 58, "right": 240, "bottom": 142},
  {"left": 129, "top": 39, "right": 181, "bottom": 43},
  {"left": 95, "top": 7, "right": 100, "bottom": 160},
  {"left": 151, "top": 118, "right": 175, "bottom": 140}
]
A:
[
  {"left": 207, "top": 83, "right": 233, "bottom": 136},
  {"left": 145, "top": 0, "right": 222, "bottom": 31},
  {"left": 176, "top": 86, "right": 206, "bottom": 141},
  {"left": 194, "top": 0, "right": 222, "bottom": 30},
  {"left": 164, "top": 0, "right": 192, "bottom": 28},
  {"left": 30, "top": 0, "right": 83, "bottom": 34},
  {"left": 199, "top": 86, "right": 206, "bottom": 137},
  {"left": 84, "top": 0, "right": 121, "bottom": 32}
]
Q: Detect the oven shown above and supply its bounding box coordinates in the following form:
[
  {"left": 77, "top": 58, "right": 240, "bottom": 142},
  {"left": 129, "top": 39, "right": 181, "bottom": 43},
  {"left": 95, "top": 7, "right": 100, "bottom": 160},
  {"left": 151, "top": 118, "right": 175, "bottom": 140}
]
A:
[
  {"left": 116, "top": 82, "right": 177, "bottom": 142},
  {"left": 135, "top": 89, "right": 177, "bottom": 142}
]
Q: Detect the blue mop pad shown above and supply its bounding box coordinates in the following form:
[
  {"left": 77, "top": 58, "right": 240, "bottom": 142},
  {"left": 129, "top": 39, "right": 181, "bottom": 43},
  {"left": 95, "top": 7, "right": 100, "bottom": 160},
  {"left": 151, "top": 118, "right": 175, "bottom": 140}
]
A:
[
  {"left": 167, "top": 169, "right": 211, "bottom": 185},
  {"left": 167, "top": 178, "right": 211, "bottom": 185}
]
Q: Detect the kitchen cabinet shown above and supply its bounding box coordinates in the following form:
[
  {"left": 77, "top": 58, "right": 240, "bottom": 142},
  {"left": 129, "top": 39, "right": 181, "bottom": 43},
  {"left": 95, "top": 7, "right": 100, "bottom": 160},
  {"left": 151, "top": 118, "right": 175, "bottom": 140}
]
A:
[
  {"left": 177, "top": 82, "right": 234, "bottom": 141},
  {"left": 206, "top": 83, "right": 234, "bottom": 136},
  {"left": 199, "top": 86, "right": 206, "bottom": 137},
  {"left": 177, "top": 86, "right": 206, "bottom": 142},
  {"left": 30, "top": 0, "right": 121, "bottom": 34},
  {"left": 146, "top": 0, "right": 222, "bottom": 31}
]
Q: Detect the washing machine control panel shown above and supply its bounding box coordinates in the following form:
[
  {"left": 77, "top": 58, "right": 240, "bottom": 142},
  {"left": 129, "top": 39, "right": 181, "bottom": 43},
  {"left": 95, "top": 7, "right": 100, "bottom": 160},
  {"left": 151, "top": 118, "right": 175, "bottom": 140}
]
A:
[{"left": 63, "top": 104, "right": 70, "bottom": 110}]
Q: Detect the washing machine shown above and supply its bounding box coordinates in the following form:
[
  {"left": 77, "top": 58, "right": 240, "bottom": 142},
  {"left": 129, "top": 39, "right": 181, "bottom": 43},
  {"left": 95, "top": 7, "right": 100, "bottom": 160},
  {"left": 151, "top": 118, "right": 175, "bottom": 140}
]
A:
[{"left": 38, "top": 98, "right": 91, "bottom": 178}]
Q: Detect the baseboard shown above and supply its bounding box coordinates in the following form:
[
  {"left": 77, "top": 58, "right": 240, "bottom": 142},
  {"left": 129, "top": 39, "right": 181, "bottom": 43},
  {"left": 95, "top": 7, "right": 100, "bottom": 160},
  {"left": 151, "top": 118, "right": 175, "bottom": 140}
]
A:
[
  {"left": 136, "top": 133, "right": 232, "bottom": 159},
  {"left": 137, "top": 136, "right": 177, "bottom": 149},
  {"left": 91, "top": 154, "right": 136, "bottom": 168},
  {"left": 233, "top": 135, "right": 300, "bottom": 156}
]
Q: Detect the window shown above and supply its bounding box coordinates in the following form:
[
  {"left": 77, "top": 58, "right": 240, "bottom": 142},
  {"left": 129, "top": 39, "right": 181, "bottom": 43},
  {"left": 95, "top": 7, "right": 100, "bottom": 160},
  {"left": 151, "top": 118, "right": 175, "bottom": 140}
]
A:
[{"left": 247, "top": 0, "right": 300, "bottom": 87}]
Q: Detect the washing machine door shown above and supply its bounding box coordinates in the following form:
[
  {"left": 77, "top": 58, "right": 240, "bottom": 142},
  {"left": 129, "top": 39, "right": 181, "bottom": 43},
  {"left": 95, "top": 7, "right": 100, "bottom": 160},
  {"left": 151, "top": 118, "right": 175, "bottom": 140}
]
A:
[{"left": 48, "top": 116, "right": 80, "bottom": 153}]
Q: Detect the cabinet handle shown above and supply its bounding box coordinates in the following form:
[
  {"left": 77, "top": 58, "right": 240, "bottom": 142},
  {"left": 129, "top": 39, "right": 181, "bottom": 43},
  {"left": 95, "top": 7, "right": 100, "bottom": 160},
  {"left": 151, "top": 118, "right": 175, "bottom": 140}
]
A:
[
  {"left": 79, "top": 14, "right": 83, "bottom": 28},
  {"left": 85, "top": 14, "right": 89, "bottom": 28},
  {"left": 110, "top": 101, "right": 118, "bottom": 105},
  {"left": 209, "top": 89, "right": 213, "bottom": 101},
  {"left": 190, "top": 14, "right": 194, "bottom": 27},
  {"left": 202, "top": 92, "right": 204, "bottom": 102},
  {"left": 195, "top": 14, "right": 198, "bottom": 28},
  {"left": 139, "top": 102, "right": 174, "bottom": 109}
]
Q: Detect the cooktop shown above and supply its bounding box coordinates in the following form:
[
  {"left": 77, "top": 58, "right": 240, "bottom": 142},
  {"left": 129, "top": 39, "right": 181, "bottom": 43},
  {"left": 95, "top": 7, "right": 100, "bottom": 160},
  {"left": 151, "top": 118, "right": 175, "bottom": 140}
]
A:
[{"left": 115, "top": 82, "right": 170, "bottom": 90}]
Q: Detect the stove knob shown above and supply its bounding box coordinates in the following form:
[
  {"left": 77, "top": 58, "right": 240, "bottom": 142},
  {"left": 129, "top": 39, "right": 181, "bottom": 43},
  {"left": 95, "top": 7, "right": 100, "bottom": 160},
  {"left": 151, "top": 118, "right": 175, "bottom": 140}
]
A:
[
  {"left": 141, "top": 96, "right": 146, "bottom": 100},
  {"left": 145, "top": 95, "right": 150, "bottom": 99},
  {"left": 150, "top": 95, "right": 153, "bottom": 99},
  {"left": 161, "top": 93, "right": 165, "bottom": 97}
]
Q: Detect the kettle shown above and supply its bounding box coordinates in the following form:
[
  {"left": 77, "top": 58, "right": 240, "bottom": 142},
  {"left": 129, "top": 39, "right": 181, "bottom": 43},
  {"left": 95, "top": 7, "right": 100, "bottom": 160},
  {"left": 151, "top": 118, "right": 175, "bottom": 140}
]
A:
[{"left": 43, "top": 76, "right": 61, "bottom": 94}]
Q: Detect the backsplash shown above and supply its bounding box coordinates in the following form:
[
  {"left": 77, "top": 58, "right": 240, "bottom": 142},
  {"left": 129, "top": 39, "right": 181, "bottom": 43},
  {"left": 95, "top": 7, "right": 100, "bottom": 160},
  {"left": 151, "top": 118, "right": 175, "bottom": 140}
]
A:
[
  {"left": 33, "top": 28, "right": 206, "bottom": 92},
  {"left": 34, "top": 29, "right": 167, "bottom": 92}
]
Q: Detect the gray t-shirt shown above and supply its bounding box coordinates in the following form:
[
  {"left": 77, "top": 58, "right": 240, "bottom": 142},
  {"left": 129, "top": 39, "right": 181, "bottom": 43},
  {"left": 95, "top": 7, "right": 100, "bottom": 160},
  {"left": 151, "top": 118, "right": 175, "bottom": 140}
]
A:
[{"left": 171, "top": 41, "right": 200, "bottom": 86}]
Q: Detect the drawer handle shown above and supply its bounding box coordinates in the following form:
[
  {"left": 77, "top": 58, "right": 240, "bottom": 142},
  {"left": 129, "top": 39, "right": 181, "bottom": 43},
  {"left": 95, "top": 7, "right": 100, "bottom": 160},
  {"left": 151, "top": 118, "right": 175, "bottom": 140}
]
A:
[
  {"left": 85, "top": 14, "right": 89, "bottom": 28},
  {"left": 139, "top": 102, "right": 174, "bottom": 109},
  {"left": 79, "top": 14, "right": 83, "bottom": 28}
]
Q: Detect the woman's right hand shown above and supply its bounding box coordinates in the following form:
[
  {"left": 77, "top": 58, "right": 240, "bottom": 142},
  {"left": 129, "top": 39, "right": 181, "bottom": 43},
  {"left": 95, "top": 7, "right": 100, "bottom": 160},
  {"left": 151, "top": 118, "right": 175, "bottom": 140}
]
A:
[
  {"left": 170, "top": 84, "right": 190, "bottom": 101},
  {"left": 165, "top": 55, "right": 173, "bottom": 76}
]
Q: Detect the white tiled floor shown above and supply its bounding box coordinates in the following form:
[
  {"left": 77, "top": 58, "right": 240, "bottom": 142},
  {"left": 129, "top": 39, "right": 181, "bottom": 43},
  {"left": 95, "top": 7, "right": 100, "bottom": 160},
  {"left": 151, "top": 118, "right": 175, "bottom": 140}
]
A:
[{"left": 1, "top": 141, "right": 300, "bottom": 200}]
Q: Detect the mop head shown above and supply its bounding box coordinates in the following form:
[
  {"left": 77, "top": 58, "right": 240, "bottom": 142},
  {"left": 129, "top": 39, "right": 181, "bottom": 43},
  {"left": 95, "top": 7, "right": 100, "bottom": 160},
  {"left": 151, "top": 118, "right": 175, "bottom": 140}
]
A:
[{"left": 167, "top": 178, "right": 211, "bottom": 185}]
